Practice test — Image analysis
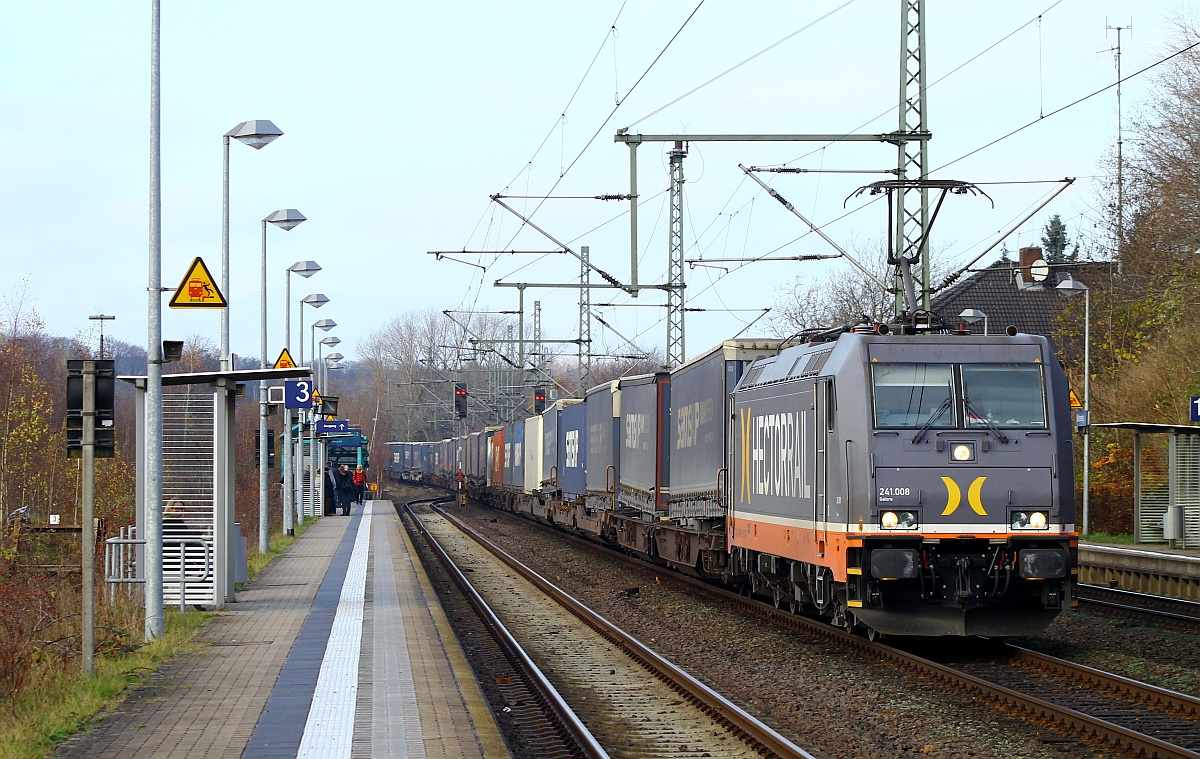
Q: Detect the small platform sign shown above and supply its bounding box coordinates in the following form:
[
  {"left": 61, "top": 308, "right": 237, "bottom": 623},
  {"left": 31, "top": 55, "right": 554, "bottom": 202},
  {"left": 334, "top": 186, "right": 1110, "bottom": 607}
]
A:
[
  {"left": 169, "top": 257, "right": 227, "bottom": 309},
  {"left": 1075, "top": 409, "right": 1090, "bottom": 428},
  {"left": 273, "top": 348, "right": 297, "bottom": 369},
  {"left": 317, "top": 419, "right": 349, "bottom": 434},
  {"left": 284, "top": 379, "right": 314, "bottom": 409},
  {"left": 1191, "top": 396, "right": 1200, "bottom": 423}
]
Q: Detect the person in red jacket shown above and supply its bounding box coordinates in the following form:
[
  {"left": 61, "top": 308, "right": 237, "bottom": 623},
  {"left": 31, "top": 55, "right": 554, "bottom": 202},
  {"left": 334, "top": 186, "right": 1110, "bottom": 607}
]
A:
[{"left": 352, "top": 464, "right": 367, "bottom": 505}]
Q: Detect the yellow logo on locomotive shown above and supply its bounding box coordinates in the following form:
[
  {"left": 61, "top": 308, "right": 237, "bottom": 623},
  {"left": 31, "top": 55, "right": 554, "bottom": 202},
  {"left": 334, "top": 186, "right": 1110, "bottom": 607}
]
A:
[{"left": 940, "top": 476, "right": 988, "bottom": 516}]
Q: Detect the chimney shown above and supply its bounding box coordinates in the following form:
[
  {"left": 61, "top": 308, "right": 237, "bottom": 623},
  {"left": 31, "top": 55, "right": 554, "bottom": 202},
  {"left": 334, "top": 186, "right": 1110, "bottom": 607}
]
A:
[{"left": 1017, "top": 246, "right": 1043, "bottom": 286}]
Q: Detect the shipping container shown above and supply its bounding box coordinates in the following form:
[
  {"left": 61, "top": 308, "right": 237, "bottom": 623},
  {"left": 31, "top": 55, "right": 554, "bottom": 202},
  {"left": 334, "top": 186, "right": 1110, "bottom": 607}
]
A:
[
  {"left": 668, "top": 339, "right": 792, "bottom": 519},
  {"left": 524, "top": 415, "right": 542, "bottom": 494},
  {"left": 539, "top": 399, "right": 581, "bottom": 491},
  {"left": 489, "top": 427, "right": 505, "bottom": 488},
  {"left": 585, "top": 381, "right": 621, "bottom": 510},
  {"left": 617, "top": 372, "right": 671, "bottom": 514},
  {"left": 504, "top": 421, "right": 525, "bottom": 491},
  {"left": 558, "top": 401, "right": 587, "bottom": 499}
]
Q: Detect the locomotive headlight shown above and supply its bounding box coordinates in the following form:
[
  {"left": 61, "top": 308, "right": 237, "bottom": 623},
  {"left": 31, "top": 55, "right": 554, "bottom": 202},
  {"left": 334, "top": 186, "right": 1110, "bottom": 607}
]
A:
[
  {"left": 881, "top": 511, "right": 918, "bottom": 530},
  {"left": 951, "top": 443, "right": 974, "bottom": 462},
  {"left": 1011, "top": 510, "right": 1049, "bottom": 530}
]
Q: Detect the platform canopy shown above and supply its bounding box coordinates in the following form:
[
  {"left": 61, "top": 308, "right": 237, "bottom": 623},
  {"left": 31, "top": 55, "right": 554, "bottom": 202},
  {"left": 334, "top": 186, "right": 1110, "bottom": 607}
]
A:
[{"left": 120, "top": 367, "right": 312, "bottom": 386}]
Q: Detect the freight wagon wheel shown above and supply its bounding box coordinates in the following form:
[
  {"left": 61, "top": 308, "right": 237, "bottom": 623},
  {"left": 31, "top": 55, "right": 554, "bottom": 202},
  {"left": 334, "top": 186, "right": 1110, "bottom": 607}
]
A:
[{"left": 866, "top": 626, "right": 882, "bottom": 643}]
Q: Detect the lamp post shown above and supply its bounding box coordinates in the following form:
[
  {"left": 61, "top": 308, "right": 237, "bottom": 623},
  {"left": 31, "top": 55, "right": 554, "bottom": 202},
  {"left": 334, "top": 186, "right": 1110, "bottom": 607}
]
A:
[
  {"left": 259, "top": 209, "right": 306, "bottom": 553},
  {"left": 1057, "top": 276, "right": 1090, "bottom": 534},
  {"left": 221, "top": 120, "right": 283, "bottom": 371},
  {"left": 283, "top": 262, "right": 320, "bottom": 534},
  {"left": 298, "top": 294, "right": 329, "bottom": 366},
  {"left": 320, "top": 336, "right": 341, "bottom": 389},
  {"left": 958, "top": 308, "right": 988, "bottom": 336},
  {"left": 311, "top": 319, "right": 337, "bottom": 377},
  {"left": 322, "top": 345, "right": 343, "bottom": 391},
  {"left": 286, "top": 261, "right": 322, "bottom": 354}
]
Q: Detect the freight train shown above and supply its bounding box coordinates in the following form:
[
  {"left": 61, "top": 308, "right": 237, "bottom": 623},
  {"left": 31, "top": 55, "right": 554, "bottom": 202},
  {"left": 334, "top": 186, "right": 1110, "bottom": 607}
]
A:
[{"left": 391, "top": 321, "right": 1077, "bottom": 638}]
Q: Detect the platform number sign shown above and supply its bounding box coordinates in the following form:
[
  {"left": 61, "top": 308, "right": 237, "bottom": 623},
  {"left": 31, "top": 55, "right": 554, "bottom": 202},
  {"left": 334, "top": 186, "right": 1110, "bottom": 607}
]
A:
[
  {"left": 1192, "top": 396, "right": 1200, "bottom": 423},
  {"left": 285, "top": 379, "right": 314, "bottom": 409}
]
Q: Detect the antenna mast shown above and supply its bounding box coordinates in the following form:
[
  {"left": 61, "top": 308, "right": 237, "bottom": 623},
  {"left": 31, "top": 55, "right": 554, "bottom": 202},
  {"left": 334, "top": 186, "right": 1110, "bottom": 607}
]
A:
[{"left": 1105, "top": 20, "right": 1131, "bottom": 261}]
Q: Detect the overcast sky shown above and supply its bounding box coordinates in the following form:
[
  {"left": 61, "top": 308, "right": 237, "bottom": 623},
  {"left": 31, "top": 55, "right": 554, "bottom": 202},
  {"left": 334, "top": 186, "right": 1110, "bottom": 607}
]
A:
[{"left": 0, "top": 1, "right": 1189, "bottom": 368}]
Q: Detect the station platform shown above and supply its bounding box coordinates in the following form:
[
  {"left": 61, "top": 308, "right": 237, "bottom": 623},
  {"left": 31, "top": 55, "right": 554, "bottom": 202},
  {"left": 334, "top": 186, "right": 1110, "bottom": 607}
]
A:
[
  {"left": 1079, "top": 541, "right": 1200, "bottom": 600},
  {"left": 53, "top": 500, "right": 510, "bottom": 759}
]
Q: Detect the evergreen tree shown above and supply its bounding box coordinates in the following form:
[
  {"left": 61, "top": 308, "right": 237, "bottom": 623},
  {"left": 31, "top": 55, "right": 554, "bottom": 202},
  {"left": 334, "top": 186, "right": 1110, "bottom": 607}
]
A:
[{"left": 1040, "top": 214, "right": 1071, "bottom": 263}]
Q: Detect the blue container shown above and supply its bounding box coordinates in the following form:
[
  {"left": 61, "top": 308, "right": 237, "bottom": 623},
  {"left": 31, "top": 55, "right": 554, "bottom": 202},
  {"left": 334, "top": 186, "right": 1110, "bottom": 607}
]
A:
[
  {"left": 585, "top": 382, "right": 620, "bottom": 504},
  {"left": 505, "top": 421, "right": 525, "bottom": 490},
  {"left": 558, "top": 401, "right": 587, "bottom": 499},
  {"left": 618, "top": 372, "right": 670, "bottom": 513}
]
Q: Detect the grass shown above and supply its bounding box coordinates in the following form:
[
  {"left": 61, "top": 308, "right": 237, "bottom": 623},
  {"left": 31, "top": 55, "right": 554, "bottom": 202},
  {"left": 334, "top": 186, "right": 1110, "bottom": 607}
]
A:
[
  {"left": 0, "top": 608, "right": 211, "bottom": 759},
  {"left": 1081, "top": 531, "right": 1137, "bottom": 544},
  {"left": 0, "top": 520, "right": 314, "bottom": 758}
]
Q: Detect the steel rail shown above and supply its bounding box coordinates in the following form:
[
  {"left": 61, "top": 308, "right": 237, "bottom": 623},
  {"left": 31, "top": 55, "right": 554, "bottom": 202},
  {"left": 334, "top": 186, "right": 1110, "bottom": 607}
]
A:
[
  {"left": 401, "top": 498, "right": 610, "bottom": 759},
  {"left": 432, "top": 503, "right": 815, "bottom": 759},
  {"left": 1076, "top": 583, "right": 1200, "bottom": 625},
  {"left": 456, "top": 501, "right": 1200, "bottom": 758}
]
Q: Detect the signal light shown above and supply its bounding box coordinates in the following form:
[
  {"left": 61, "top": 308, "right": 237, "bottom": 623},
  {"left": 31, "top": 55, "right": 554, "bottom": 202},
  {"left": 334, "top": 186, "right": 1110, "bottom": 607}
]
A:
[
  {"left": 454, "top": 382, "right": 467, "bottom": 418},
  {"left": 533, "top": 387, "right": 546, "bottom": 414}
]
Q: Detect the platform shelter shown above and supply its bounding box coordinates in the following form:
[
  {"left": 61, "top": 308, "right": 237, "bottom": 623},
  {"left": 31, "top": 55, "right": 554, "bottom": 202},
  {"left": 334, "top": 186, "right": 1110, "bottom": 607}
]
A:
[
  {"left": 1093, "top": 422, "right": 1200, "bottom": 548},
  {"left": 122, "top": 368, "right": 311, "bottom": 609}
]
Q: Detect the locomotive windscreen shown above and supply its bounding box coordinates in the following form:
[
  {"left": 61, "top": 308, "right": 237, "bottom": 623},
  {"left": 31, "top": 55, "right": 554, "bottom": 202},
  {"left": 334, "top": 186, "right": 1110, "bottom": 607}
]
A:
[
  {"left": 871, "top": 364, "right": 954, "bottom": 429},
  {"left": 871, "top": 362, "right": 1048, "bottom": 430},
  {"left": 961, "top": 364, "right": 1047, "bottom": 428}
]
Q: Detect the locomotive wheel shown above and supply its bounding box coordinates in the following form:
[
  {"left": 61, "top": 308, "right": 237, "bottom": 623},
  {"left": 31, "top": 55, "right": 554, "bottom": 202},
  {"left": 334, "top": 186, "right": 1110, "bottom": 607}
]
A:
[{"left": 841, "top": 609, "right": 856, "bottom": 633}]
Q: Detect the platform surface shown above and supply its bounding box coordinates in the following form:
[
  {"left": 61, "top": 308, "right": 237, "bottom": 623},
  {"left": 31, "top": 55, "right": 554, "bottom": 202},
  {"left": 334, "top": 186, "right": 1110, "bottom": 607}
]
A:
[{"left": 54, "top": 500, "right": 509, "bottom": 759}]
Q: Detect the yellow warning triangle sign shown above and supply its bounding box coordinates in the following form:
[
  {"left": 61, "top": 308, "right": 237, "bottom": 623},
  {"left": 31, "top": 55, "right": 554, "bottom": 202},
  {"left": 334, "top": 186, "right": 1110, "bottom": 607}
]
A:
[
  {"left": 273, "top": 348, "right": 297, "bottom": 369},
  {"left": 169, "top": 257, "right": 227, "bottom": 309},
  {"left": 1069, "top": 390, "right": 1083, "bottom": 409}
]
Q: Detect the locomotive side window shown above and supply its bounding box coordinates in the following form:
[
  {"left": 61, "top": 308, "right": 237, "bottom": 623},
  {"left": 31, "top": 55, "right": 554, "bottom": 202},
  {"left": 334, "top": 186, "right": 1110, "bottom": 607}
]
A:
[
  {"left": 961, "top": 364, "right": 1047, "bottom": 428},
  {"left": 871, "top": 364, "right": 954, "bottom": 429}
]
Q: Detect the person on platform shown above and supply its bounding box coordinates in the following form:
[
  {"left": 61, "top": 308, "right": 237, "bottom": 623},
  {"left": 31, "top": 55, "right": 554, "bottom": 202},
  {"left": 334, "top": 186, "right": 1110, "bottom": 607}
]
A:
[
  {"left": 324, "top": 464, "right": 339, "bottom": 516},
  {"left": 336, "top": 463, "right": 356, "bottom": 516},
  {"left": 352, "top": 465, "right": 367, "bottom": 506}
]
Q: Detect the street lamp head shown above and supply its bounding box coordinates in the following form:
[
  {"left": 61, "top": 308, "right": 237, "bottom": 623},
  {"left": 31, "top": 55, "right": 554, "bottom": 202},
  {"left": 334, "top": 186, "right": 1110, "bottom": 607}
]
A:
[
  {"left": 226, "top": 120, "right": 283, "bottom": 149},
  {"left": 1056, "top": 276, "right": 1088, "bottom": 295},
  {"left": 289, "top": 260, "right": 321, "bottom": 278},
  {"left": 958, "top": 308, "right": 987, "bottom": 324},
  {"left": 264, "top": 208, "right": 306, "bottom": 231},
  {"left": 314, "top": 319, "right": 337, "bottom": 331},
  {"left": 301, "top": 293, "right": 330, "bottom": 308},
  {"left": 325, "top": 352, "right": 345, "bottom": 362},
  {"left": 89, "top": 314, "right": 115, "bottom": 322},
  {"left": 321, "top": 336, "right": 341, "bottom": 347}
]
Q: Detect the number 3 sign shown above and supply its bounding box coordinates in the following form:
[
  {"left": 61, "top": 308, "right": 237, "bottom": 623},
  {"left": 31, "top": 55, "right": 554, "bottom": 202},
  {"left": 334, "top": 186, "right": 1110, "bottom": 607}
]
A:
[{"left": 285, "top": 380, "right": 314, "bottom": 409}]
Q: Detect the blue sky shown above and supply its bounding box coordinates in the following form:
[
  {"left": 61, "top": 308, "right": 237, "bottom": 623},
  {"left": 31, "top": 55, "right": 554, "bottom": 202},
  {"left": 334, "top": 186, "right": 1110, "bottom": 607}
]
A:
[{"left": 0, "top": 1, "right": 1189, "bottom": 366}]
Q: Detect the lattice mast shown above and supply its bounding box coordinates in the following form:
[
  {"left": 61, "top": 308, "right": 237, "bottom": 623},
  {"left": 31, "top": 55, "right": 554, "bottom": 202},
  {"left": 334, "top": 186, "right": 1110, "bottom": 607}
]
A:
[
  {"left": 894, "top": 0, "right": 930, "bottom": 314},
  {"left": 667, "top": 142, "right": 687, "bottom": 368}
]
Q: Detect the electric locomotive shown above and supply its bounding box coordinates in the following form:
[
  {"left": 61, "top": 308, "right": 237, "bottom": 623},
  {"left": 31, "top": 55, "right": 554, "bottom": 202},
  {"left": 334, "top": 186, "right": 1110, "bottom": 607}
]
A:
[{"left": 728, "top": 326, "right": 1076, "bottom": 636}]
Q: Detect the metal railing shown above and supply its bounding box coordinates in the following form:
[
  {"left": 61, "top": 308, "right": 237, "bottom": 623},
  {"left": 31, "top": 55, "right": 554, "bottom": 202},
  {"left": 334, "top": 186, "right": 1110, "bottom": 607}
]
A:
[{"left": 105, "top": 526, "right": 213, "bottom": 611}]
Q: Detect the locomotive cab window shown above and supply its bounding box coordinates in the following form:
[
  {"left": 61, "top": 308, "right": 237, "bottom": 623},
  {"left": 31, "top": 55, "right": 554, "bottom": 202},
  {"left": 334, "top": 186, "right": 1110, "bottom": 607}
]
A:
[
  {"left": 961, "top": 364, "right": 1047, "bottom": 428},
  {"left": 871, "top": 364, "right": 954, "bottom": 429}
]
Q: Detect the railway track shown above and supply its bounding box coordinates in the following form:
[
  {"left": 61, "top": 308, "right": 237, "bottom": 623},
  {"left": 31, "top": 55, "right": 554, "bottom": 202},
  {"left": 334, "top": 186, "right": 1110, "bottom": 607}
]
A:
[
  {"left": 446, "top": 497, "right": 1200, "bottom": 758},
  {"left": 1076, "top": 583, "right": 1200, "bottom": 626},
  {"left": 402, "top": 497, "right": 814, "bottom": 759}
]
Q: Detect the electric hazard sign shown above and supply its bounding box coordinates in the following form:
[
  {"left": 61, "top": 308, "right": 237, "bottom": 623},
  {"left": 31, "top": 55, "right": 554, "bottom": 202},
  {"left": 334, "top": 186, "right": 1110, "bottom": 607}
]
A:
[{"left": 169, "top": 257, "right": 227, "bottom": 309}]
